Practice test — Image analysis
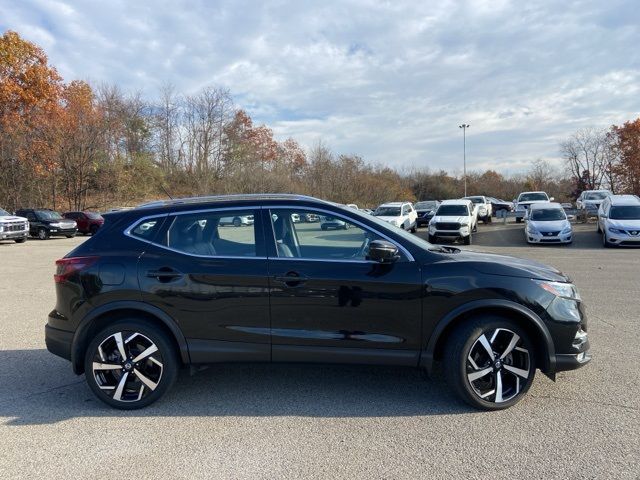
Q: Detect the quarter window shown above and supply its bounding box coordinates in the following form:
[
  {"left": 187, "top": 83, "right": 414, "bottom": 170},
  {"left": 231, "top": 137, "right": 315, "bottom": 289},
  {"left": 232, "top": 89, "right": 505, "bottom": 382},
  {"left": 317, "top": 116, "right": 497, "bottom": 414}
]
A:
[
  {"left": 166, "top": 210, "right": 257, "bottom": 257},
  {"left": 270, "top": 209, "right": 388, "bottom": 261}
]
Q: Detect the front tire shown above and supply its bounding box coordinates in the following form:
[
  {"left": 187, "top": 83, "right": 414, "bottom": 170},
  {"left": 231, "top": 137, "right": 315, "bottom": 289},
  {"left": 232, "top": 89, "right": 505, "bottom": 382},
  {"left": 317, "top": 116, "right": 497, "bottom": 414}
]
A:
[
  {"left": 84, "top": 319, "right": 179, "bottom": 410},
  {"left": 444, "top": 315, "right": 536, "bottom": 410},
  {"left": 14, "top": 238, "right": 26, "bottom": 243},
  {"left": 428, "top": 234, "right": 437, "bottom": 243},
  {"left": 463, "top": 234, "right": 472, "bottom": 245},
  {"left": 37, "top": 228, "right": 49, "bottom": 240},
  {"left": 515, "top": 217, "right": 522, "bottom": 224},
  {"left": 603, "top": 231, "right": 614, "bottom": 248}
]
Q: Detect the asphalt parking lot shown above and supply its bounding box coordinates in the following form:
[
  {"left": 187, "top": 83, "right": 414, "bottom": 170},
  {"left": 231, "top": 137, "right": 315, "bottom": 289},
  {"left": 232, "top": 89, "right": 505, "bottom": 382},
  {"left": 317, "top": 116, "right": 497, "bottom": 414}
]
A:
[{"left": 1, "top": 222, "right": 639, "bottom": 479}]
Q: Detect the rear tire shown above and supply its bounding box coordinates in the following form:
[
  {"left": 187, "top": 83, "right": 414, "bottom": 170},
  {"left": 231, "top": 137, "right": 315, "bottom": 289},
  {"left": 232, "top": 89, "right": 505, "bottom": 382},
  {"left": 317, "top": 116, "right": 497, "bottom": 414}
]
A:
[
  {"left": 444, "top": 315, "right": 536, "bottom": 410},
  {"left": 90, "top": 224, "right": 99, "bottom": 235},
  {"left": 233, "top": 217, "right": 242, "bottom": 227},
  {"left": 84, "top": 318, "right": 179, "bottom": 410}
]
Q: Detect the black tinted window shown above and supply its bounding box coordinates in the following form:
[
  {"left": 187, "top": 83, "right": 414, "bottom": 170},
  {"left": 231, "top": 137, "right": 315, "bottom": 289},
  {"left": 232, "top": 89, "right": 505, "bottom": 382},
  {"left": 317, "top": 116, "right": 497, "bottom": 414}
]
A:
[
  {"left": 519, "top": 193, "right": 548, "bottom": 202},
  {"left": 130, "top": 218, "right": 163, "bottom": 240},
  {"left": 610, "top": 206, "right": 640, "bottom": 220},
  {"left": 167, "top": 210, "right": 257, "bottom": 257},
  {"left": 436, "top": 205, "right": 468, "bottom": 216},
  {"left": 530, "top": 209, "right": 566, "bottom": 221}
]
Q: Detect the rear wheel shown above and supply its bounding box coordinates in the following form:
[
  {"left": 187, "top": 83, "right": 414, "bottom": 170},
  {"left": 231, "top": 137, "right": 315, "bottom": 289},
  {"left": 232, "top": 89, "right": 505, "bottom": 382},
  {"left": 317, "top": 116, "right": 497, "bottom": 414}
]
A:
[
  {"left": 233, "top": 217, "right": 242, "bottom": 227},
  {"left": 84, "top": 319, "right": 179, "bottom": 409},
  {"left": 444, "top": 316, "right": 536, "bottom": 410}
]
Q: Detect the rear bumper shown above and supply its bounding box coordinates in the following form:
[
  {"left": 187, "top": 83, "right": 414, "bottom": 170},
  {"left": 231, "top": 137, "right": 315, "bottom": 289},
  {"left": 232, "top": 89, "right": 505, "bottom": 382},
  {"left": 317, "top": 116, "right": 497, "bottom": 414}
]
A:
[{"left": 45, "top": 324, "right": 73, "bottom": 361}]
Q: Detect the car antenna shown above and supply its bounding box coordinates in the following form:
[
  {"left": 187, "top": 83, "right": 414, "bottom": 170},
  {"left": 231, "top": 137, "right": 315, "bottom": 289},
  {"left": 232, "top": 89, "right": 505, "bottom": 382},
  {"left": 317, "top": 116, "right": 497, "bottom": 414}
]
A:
[{"left": 159, "top": 184, "right": 174, "bottom": 200}]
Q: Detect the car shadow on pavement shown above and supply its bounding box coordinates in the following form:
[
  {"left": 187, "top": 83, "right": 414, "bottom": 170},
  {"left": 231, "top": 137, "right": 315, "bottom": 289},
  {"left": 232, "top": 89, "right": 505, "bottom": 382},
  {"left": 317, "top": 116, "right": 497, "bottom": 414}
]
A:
[{"left": 0, "top": 349, "right": 472, "bottom": 425}]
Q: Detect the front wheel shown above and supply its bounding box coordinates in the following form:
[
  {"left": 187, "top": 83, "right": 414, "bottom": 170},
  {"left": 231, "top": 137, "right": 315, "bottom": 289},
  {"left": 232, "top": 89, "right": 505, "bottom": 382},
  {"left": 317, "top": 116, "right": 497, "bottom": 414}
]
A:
[
  {"left": 37, "top": 228, "right": 49, "bottom": 240},
  {"left": 515, "top": 217, "right": 522, "bottom": 224},
  {"left": 428, "top": 234, "right": 437, "bottom": 243},
  {"left": 14, "top": 238, "right": 26, "bottom": 243},
  {"left": 463, "top": 234, "right": 472, "bottom": 245},
  {"left": 66, "top": 234, "right": 75, "bottom": 238},
  {"left": 444, "top": 316, "right": 536, "bottom": 410},
  {"left": 84, "top": 319, "right": 179, "bottom": 409}
]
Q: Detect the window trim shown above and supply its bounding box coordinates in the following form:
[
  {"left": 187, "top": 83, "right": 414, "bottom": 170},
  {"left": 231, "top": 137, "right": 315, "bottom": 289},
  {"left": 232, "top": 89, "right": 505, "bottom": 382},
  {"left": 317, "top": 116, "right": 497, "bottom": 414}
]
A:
[
  {"left": 123, "top": 208, "right": 266, "bottom": 260},
  {"left": 265, "top": 205, "right": 414, "bottom": 263}
]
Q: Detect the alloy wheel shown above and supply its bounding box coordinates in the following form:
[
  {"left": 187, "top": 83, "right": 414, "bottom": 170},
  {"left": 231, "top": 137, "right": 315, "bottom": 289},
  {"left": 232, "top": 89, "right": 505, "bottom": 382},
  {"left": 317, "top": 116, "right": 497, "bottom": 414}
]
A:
[
  {"left": 466, "top": 328, "right": 531, "bottom": 403},
  {"left": 91, "top": 331, "right": 164, "bottom": 403}
]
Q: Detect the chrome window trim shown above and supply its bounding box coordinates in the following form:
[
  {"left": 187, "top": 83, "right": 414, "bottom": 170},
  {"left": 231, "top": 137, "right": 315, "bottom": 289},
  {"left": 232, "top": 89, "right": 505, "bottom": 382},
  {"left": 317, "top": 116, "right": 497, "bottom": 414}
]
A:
[
  {"left": 123, "top": 203, "right": 415, "bottom": 262},
  {"left": 123, "top": 207, "right": 266, "bottom": 260},
  {"left": 264, "top": 205, "right": 415, "bottom": 262}
]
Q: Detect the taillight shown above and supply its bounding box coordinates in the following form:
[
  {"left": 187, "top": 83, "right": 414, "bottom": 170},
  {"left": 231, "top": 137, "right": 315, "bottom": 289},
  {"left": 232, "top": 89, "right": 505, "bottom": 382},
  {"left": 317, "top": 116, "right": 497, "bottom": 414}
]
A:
[{"left": 54, "top": 256, "right": 99, "bottom": 283}]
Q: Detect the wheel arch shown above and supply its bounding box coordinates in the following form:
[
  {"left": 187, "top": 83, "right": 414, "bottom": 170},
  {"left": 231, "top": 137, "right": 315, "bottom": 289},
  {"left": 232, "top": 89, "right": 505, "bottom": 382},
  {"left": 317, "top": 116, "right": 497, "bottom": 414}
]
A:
[
  {"left": 71, "top": 301, "right": 190, "bottom": 374},
  {"left": 420, "top": 300, "right": 556, "bottom": 378}
]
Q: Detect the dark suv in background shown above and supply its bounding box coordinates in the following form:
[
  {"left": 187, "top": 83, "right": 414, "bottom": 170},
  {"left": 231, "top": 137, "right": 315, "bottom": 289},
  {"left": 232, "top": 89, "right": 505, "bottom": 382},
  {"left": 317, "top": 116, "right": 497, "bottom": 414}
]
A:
[
  {"left": 45, "top": 194, "right": 591, "bottom": 410},
  {"left": 63, "top": 211, "right": 104, "bottom": 235},
  {"left": 15, "top": 208, "right": 77, "bottom": 240}
]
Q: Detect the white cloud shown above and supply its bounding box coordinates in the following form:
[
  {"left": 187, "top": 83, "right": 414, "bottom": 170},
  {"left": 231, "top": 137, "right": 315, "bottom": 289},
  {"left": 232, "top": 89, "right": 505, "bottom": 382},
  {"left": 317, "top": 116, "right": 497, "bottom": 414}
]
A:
[{"left": 1, "top": 0, "right": 639, "bottom": 172}]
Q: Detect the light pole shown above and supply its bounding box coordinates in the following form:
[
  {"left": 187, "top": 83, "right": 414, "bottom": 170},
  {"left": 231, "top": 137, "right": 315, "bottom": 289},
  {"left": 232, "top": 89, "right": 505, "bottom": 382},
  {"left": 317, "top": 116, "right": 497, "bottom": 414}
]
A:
[{"left": 459, "top": 124, "right": 470, "bottom": 197}]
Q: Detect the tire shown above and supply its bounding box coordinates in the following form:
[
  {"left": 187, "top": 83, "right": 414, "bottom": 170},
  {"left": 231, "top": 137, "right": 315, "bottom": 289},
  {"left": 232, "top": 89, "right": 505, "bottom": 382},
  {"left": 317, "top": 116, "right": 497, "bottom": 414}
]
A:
[
  {"left": 90, "top": 224, "right": 99, "bottom": 235},
  {"left": 410, "top": 224, "right": 417, "bottom": 233},
  {"left": 487, "top": 215, "right": 492, "bottom": 224},
  {"left": 66, "top": 234, "right": 75, "bottom": 238},
  {"left": 14, "top": 238, "right": 26, "bottom": 243},
  {"left": 321, "top": 225, "right": 327, "bottom": 231},
  {"left": 233, "top": 217, "right": 241, "bottom": 227},
  {"left": 515, "top": 217, "right": 521, "bottom": 224},
  {"left": 444, "top": 315, "right": 536, "bottom": 410},
  {"left": 463, "top": 234, "right": 472, "bottom": 245},
  {"left": 428, "top": 234, "right": 437, "bottom": 243},
  {"left": 603, "top": 232, "right": 614, "bottom": 248},
  {"left": 37, "top": 228, "right": 49, "bottom": 240},
  {"left": 84, "top": 318, "right": 179, "bottom": 410},
  {"left": 596, "top": 223, "right": 601, "bottom": 234}
]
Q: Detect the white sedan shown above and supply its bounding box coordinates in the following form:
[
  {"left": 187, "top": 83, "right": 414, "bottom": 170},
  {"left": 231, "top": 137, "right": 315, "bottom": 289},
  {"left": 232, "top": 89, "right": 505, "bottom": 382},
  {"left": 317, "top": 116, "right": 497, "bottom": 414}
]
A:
[{"left": 524, "top": 203, "right": 572, "bottom": 244}]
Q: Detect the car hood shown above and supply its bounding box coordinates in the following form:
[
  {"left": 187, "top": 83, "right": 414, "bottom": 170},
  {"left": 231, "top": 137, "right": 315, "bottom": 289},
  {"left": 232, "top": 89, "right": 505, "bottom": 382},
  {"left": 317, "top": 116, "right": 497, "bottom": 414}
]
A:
[
  {"left": 449, "top": 249, "right": 568, "bottom": 282},
  {"left": 528, "top": 219, "right": 570, "bottom": 231},
  {"left": 376, "top": 216, "right": 402, "bottom": 222},
  {"left": 432, "top": 215, "right": 468, "bottom": 224},
  {"left": 608, "top": 219, "right": 640, "bottom": 229},
  {"left": 517, "top": 200, "right": 549, "bottom": 206},
  {"left": 0, "top": 215, "right": 28, "bottom": 223}
]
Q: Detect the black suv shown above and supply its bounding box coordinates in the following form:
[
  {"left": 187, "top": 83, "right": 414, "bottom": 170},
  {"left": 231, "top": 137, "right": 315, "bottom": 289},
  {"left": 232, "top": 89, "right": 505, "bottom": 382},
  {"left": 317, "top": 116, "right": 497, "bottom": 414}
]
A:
[
  {"left": 45, "top": 194, "right": 591, "bottom": 410},
  {"left": 15, "top": 208, "right": 78, "bottom": 240}
]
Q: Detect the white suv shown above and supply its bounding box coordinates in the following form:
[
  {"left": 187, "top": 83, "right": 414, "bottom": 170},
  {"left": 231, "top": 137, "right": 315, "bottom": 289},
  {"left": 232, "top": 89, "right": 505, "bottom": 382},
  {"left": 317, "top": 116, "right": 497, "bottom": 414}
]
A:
[
  {"left": 513, "top": 191, "right": 552, "bottom": 223},
  {"left": 576, "top": 190, "right": 611, "bottom": 213},
  {"left": 428, "top": 199, "right": 476, "bottom": 245},
  {"left": 373, "top": 202, "right": 418, "bottom": 232},
  {"left": 0, "top": 207, "right": 29, "bottom": 243},
  {"left": 598, "top": 195, "right": 640, "bottom": 247}
]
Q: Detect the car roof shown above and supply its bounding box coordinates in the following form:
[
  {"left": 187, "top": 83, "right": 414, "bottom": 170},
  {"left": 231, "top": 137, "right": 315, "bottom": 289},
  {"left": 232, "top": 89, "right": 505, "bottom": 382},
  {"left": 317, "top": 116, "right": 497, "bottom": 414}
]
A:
[
  {"left": 582, "top": 189, "right": 611, "bottom": 193},
  {"left": 440, "top": 199, "right": 472, "bottom": 205},
  {"left": 609, "top": 195, "right": 640, "bottom": 206},
  {"left": 529, "top": 202, "right": 562, "bottom": 210},
  {"left": 378, "top": 202, "right": 407, "bottom": 207},
  {"left": 518, "top": 191, "right": 547, "bottom": 195}
]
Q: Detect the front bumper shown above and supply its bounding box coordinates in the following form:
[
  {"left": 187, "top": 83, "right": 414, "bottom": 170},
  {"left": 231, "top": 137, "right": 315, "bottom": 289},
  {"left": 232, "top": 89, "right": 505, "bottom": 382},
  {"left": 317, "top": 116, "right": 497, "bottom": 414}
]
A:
[
  {"left": 556, "top": 351, "right": 592, "bottom": 371},
  {"left": 429, "top": 226, "right": 470, "bottom": 238},
  {"left": 606, "top": 231, "right": 640, "bottom": 246},
  {"left": 48, "top": 228, "right": 78, "bottom": 237},
  {"left": 0, "top": 230, "right": 28, "bottom": 240},
  {"left": 527, "top": 231, "right": 572, "bottom": 244}
]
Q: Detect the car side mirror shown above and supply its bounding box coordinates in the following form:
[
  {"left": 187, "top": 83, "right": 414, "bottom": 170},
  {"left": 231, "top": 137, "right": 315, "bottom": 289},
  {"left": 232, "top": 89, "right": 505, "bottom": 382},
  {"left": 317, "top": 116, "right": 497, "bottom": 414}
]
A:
[
  {"left": 601, "top": 213, "right": 607, "bottom": 219},
  {"left": 512, "top": 199, "right": 516, "bottom": 203},
  {"left": 367, "top": 240, "right": 399, "bottom": 263}
]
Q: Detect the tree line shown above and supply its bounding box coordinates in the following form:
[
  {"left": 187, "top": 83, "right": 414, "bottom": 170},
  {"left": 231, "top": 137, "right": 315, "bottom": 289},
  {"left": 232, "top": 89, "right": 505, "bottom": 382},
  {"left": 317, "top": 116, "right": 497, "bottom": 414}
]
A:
[{"left": 1, "top": 31, "right": 638, "bottom": 213}]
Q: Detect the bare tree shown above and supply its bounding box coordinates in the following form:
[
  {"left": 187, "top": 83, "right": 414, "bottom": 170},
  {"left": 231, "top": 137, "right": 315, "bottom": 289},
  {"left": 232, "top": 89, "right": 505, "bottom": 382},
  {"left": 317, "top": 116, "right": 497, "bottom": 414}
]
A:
[{"left": 560, "top": 128, "right": 611, "bottom": 192}]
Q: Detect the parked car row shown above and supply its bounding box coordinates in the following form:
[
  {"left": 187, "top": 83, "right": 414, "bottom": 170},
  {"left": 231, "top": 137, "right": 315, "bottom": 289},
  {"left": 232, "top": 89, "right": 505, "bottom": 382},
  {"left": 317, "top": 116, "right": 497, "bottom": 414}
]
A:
[{"left": 0, "top": 207, "right": 106, "bottom": 243}]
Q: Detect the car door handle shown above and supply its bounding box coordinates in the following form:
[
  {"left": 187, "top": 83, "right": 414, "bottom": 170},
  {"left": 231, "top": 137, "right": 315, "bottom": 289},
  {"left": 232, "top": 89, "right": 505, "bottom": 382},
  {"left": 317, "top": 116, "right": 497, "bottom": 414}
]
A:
[
  {"left": 273, "top": 273, "right": 308, "bottom": 286},
  {"left": 146, "top": 268, "right": 183, "bottom": 282}
]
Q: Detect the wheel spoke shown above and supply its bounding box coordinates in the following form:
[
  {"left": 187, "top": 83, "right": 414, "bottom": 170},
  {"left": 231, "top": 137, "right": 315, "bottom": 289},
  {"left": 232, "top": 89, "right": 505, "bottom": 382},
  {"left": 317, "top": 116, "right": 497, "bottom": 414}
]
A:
[
  {"left": 467, "top": 367, "right": 493, "bottom": 382},
  {"left": 495, "top": 371, "right": 504, "bottom": 402},
  {"left": 113, "top": 372, "right": 129, "bottom": 401},
  {"left": 500, "top": 332, "right": 521, "bottom": 359},
  {"left": 132, "top": 344, "right": 158, "bottom": 363},
  {"left": 467, "top": 354, "right": 481, "bottom": 370},
  {"left": 113, "top": 332, "right": 128, "bottom": 361},
  {"left": 478, "top": 334, "right": 495, "bottom": 360},
  {"left": 504, "top": 364, "right": 529, "bottom": 378},
  {"left": 125, "top": 332, "right": 140, "bottom": 344},
  {"left": 134, "top": 368, "right": 158, "bottom": 391},
  {"left": 93, "top": 362, "right": 122, "bottom": 370}
]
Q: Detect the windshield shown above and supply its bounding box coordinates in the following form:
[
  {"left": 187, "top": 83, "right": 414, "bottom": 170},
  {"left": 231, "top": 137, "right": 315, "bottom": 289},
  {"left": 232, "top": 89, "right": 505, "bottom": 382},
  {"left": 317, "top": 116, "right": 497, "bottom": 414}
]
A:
[
  {"left": 610, "top": 206, "right": 640, "bottom": 220},
  {"left": 465, "top": 197, "right": 484, "bottom": 204},
  {"left": 585, "top": 192, "right": 609, "bottom": 200},
  {"left": 374, "top": 207, "right": 401, "bottom": 216},
  {"left": 37, "top": 210, "right": 63, "bottom": 220},
  {"left": 85, "top": 211, "right": 103, "bottom": 219},
  {"left": 0, "top": 208, "right": 10, "bottom": 216},
  {"left": 518, "top": 193, "right": 548, "bottom": 202},
  {"left": 530, "top": 208, "right": 566, "bottom": 221},
  {"left": 414, "top": 201, "right": 437, "bottom": 210},
  {"left": 436, "top": 205, "right": 469, "bottom": 216}
]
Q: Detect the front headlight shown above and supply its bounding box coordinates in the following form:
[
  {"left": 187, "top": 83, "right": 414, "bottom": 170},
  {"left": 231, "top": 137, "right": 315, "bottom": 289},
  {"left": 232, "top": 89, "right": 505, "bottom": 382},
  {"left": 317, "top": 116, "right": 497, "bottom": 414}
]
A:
[
  {"left": 608, "top": 227, "right": 625, "bottom": 234},
  {"left": 526, "top": 225, "right": 538, "bottom": 234},
  {"left": 0, "top": 225, "right": 4, "bottom": 232},
  {"left": 561, "top": 226, "right": 572, "bottom": 234},
  {"left": 460, "top": 220, "right": 469, "bottom": 226},
  {"left": 534, "top": 280, "right": 581, "bottom": 301}
]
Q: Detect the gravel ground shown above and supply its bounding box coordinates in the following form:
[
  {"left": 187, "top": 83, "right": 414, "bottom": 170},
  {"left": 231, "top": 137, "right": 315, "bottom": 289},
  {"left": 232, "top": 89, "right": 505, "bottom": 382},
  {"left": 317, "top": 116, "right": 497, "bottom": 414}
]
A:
[{"left": 1, "top": 222, "right": 638, "bottom": 479}]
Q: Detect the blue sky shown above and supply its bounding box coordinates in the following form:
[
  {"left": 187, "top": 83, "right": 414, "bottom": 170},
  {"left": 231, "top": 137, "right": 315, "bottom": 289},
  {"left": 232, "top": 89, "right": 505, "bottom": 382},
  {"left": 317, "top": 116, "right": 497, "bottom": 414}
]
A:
[{"left": 1, "top": 0, "right": 639, "bottom": 173}]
